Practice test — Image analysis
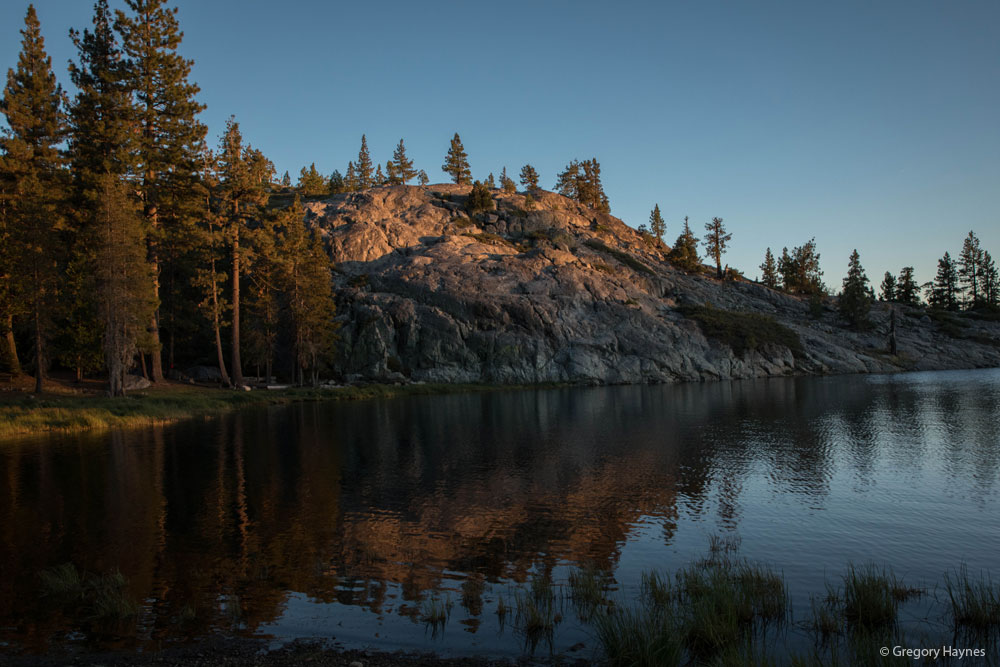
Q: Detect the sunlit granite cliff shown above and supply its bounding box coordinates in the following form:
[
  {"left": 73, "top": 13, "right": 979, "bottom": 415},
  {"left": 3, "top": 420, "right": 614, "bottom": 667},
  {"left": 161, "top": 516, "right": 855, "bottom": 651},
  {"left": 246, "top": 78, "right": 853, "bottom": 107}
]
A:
[{"left": 301, "top": 184, "right": 1000, "bottom": 384}]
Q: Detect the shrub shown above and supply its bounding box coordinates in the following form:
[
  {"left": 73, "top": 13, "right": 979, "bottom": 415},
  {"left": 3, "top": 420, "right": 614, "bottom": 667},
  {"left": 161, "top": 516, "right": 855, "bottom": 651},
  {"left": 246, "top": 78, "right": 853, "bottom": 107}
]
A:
[
  {"left": 679, "top": 305, "right": 803, "bottom": 357},
  {"left": 585, "top": 239, "right": 654, "bottom": 275},
  {"left": 465, "top": 180, "right": 494, "bottom": 214}
]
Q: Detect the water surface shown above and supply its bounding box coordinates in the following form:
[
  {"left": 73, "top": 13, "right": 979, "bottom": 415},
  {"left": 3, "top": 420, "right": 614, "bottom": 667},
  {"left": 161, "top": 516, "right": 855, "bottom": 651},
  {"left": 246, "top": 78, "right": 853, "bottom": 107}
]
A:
[{"left": 1, "top": 369, "right": 998, "bottom": 658}]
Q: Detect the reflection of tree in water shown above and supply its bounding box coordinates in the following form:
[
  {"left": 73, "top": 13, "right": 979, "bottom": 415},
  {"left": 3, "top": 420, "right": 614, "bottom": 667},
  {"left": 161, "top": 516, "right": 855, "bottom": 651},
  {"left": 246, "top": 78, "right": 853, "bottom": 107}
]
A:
[{"left": 0, "top": 373, "right": 998, "bottom": 650}]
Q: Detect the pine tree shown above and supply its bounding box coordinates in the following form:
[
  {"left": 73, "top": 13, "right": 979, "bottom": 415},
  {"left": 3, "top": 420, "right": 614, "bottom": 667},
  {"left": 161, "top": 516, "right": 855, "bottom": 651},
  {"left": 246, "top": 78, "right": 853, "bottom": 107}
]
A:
[
  {"left": 667, "top": 217, "right": 701, "bottom": 272},
  {"left": 417, "top": 169, "right": 429, "bottom": 186},
  {"left": 703, "top": 217, "right": 732, "bottom": 279},
  {"left": 554, "top": 160, "right": 580, "bottom": 198},
  {"left": 328, "top": 169, "right": 345, "bottom": 194},
  {"left": 192, "top": 149, "right": 230, "bottom": 386},
  {"left": 930, "top": 252, "right": 959, "bottom": 310},
  {"left": 0, "top": 183, "right": 20, "bottom": 374},
  {"left": 880, "top": 272, "right": 896, "bottom": 302},
  {"left": 442, "top": 133, "right": 471, "bottom": 184},
  {"left": 345, "top": 161, "right": 358, "bottom": 191},
  {"left": 116, "top": 0, "right": 207, "bottom": 383},
  {"left": 580, "top": 159, "right": 609, "bottom": 211},
  {"left": 355, "top": 134, "right": 373, "bottom": 189},
  {"left": 958, "top": 231, "right": 983, "bottom": 309},
  {"left": 281, "top": 170, "right": 291, "bottom": 188},
  {"left": 93, "top": 174, "right": 156, "bottom": 396},
  {"left": 391, "top": 138, "right": 416, "bottom": 184},
  {"left": 68, "top": 0, "right": 134, "bottom": 191},
  {"left": 759, "top": 248, "right": 778, "bottom": 288},
  {"left": 555, "top": 159, "right": 609, "bottom": 211},
  {"left": 297, "top": 163, "right": 327, "bottom": 196},
  {"left": 215, "top": 118, "right": 272, "bottom": 387},
  {"left": 839, "top": 249, "right": 872, "bottom": 328},
  {"left": 896, "top": 266, "right": 919, "bottom": 306},
  {"left": 465, "top": 180, "right": 494, "bottom": 214},
  {"left": 500, "top": 166, "right": 516, "bottom": 193},
  {"left": 519, "top": 164, "right": 539, "bottom": 191},
  {"left": 375, "top": 163, "right": 386, "bottom": 186},
  {"left": 648, "top": 204, "right": 666, "bottom": 242},
  {"left": 0, "top": 5, "right": 69, "bottom": 393},
  {"left": 280, "top": 200, "right": 336, "bottom": 386},
  {"left": 486, "top": 172, "right": 496, "bottom": 189},
  {"left": 982, "top": 251, "right": 999, "bottom": 308},
  {"left": 64, "top": 0, "right": 134, "bottom": 383},
  {"left": 244, "top": 200, "right": 286, "bottom": 382},
  {"left": 778, "top": 239, "right": 824, "bottom": 295}
]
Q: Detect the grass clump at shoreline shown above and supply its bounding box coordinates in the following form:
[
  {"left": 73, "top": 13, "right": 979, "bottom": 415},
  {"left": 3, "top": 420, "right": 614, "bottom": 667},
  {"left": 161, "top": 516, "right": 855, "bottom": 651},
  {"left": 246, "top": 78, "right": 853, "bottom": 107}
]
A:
[
  {"left": 0, "top": 381, "right": 534, "bottom": 441},
  {"left": 944, "top": 566, "right": 1000, "bottom": 632},
  {"left": 679, "top": 304, "right": 804, "bottom": 358},
  {"left": 40, "top": 563, "right": 138, "bottom": 626}
]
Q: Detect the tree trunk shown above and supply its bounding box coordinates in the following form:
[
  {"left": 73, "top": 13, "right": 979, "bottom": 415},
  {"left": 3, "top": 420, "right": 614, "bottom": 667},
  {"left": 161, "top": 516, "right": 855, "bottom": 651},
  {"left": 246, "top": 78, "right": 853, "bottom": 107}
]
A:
[
  {"left": 231, "top": 219, "right": 243, "bottom": 387},
  {"left": 210, "top": 259, "right": 231, "bottom": 387},
  {"left": 32, "top": 291, "right": 43, "bottom": 394},
  {"left": 139, "top": 350, "right": 148, "bottom": 379},
  {"left": 4, "top": 314, "right": 19, "bottom": 376},
  {"left": 146, "top": 204, "right": 164, "bottom": 383}
]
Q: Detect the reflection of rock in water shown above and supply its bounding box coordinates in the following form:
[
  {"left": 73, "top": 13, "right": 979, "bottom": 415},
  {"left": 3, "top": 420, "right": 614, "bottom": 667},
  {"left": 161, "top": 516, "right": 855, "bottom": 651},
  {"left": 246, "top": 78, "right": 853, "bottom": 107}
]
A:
[{"left": 1, "top": 372, "right": 998, "bottom": 650}]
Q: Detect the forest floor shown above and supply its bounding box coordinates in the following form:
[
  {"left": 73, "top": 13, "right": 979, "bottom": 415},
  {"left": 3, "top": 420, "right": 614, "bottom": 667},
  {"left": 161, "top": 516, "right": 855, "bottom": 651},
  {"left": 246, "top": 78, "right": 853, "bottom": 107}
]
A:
[{"left": 0, "top": 371, "right": 530, "bottom": 442}]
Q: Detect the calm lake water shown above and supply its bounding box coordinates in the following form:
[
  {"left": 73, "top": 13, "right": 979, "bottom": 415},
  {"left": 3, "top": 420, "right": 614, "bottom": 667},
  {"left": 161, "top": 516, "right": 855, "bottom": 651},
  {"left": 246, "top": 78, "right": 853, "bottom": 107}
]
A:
[{"left": 1, "top": 369, "right": 999, "bottom": 659}]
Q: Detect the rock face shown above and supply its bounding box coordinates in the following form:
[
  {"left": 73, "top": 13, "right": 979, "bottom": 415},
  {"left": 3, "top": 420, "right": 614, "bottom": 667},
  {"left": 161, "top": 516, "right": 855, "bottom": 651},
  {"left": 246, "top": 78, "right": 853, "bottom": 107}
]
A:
[{"left": 303, "top": 185, "right": 1000, "bottom": 384}]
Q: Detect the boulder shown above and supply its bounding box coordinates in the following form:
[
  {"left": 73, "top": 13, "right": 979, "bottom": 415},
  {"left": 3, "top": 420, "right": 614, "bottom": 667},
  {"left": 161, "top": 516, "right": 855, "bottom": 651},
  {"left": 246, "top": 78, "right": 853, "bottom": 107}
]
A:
[{"left": 124, "top": 374, "right": 151, "bottom": 391}]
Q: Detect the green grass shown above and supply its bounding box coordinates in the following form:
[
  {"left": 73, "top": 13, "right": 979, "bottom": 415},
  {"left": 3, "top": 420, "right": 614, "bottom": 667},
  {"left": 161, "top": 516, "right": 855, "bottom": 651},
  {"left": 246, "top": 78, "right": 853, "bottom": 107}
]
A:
[
  {"left": 461, "top": 231, "right": 518, "bottom": 249},
  {"left": 585, "top": 239, "right": 654, "bottom": 275},
  {"left": 0, "top": 382, "right": 538, "bottom": 441},
  {"left": 944, "top": 566, "right": 1000, "bottom": 632},
  {"left": 679, "top": 304, "right": 804, "bottom": 357},
  {"left": 569, "top": 564, "right": 613, "bottom": 621},
  {"left": 40, "top": 563, "right": 138, "bottom": 625},
  {"left": 420, "top": 594, "right": 452, "bottom": 633}
]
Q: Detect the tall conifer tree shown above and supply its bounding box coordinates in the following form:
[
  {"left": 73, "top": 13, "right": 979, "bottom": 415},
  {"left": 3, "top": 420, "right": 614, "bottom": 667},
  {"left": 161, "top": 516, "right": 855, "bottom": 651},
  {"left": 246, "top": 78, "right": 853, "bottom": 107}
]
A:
[
  {"left": 279, "top": 198, "right": 336, "bottom": 386},
  {"left": 500, "top": 166, "right": 516, "bottom": 193},
  {"left": 94, "top": 174, "right": 156, "bottom": 396},
  {"left": 649, "top": 204, "right": 665, "bottom": 241},
  {"left": 519, "top": 164, "right": 539, "bottom": 191},
  {"left": 759, "top": 248, "right": 778, "bottom": 288},
  {"left": 116, "top": 0, "right": 207, "bottom": 382},
  {"left": 65, "top": 0, "right": 136, "bottom": 385},
  {"left": 442, "top": 133, "right": 471, "bottom": 184},
  {"left": 880, "top": 272, "right": 896, "bottom": 302},
  {"left": 958, "top": 231, "right": 983, "bottom": 309},
  {"left": 667, "top": 217, "right": 701, "bottom": 272},
  {"left": 703, "top": 217, "right": 732, "bottom": 279},
  {"left": 930, "top": 252, "right": 959, "bottom": 311},
  {"left": 0, "top": 5, "right": 68, "bottom": 392},
  {"left": 391, "top": 138, "right": 416, "bottom": 184},
  {"left": 355, "top": 134, "right": 373, "bottom": 189},
  {"left": 215, "top": 118, "right": 272, "bottom": 387},
  {"left": 896, "top": 266, "right": 920, "bottom": 306},
  {"left": 839, "top": 249, "right": 872, "bottom": 327}
]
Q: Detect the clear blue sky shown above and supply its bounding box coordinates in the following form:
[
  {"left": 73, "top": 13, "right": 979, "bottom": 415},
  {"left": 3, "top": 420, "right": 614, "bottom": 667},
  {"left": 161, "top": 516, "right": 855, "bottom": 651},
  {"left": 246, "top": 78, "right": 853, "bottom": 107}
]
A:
[{"left": 2, "top": 0, "right": 998, "bottom": 287}]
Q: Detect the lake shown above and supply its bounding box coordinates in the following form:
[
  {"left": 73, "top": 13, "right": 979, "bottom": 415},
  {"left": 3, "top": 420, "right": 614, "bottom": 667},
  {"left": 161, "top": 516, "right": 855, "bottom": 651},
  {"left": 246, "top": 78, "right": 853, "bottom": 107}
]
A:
[{"left": 1, "top": 369, "right": 999, "bottom": 660}]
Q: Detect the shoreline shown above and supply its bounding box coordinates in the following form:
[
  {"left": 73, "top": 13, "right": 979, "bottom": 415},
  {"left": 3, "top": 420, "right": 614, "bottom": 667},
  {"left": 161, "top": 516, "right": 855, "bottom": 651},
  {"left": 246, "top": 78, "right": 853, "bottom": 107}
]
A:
[
  {"left": 3, "top": 364, "right": 998, "bottom": 442},
  {"left": 0, "top": 380, "right": 557, "bottom": 443},
  {"left": 0, "top": 636, "right": 571, "bottom": 667}
]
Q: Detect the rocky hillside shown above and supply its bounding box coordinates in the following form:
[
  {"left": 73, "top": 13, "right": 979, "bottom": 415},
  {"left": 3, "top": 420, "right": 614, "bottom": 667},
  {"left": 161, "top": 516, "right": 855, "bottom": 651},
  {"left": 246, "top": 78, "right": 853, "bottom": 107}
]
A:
[{"left": 300, "top": 184, "right": 1000, "bottom": 384}]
